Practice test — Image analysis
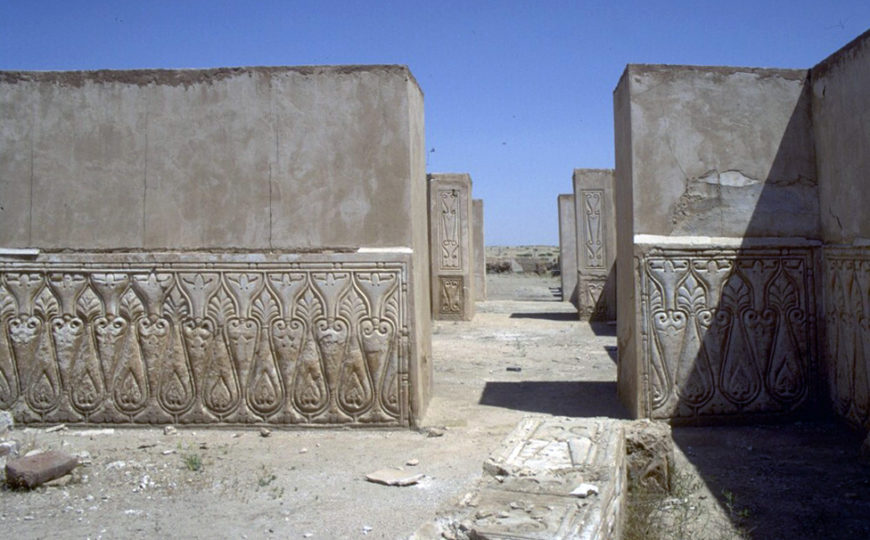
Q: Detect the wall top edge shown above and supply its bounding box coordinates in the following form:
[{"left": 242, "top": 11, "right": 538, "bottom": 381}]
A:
[
  {"left": 811, "top": 27, "right": 870, "bottom": 80},
  {"left": 634, "top": 235, "right": 822, "bottom": 248},
  {"left": 0, "top": 250, "right": 412, "bottom": 265},
  {"left": 626, "top": 64, "right": 809, "bottom": 80},
  {"left": 0, "top": 64, "right": 417, "bottom": 88}
]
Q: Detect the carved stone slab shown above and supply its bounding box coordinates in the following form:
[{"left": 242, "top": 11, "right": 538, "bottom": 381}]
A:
[
  {"left": 0, "top": 252, "right": 412, "bottom": 427},
  {"left": 823, "top": 247, "right": 870, "bottom": 432},
  {"left": 573, "top": 169, "right": 616, "bottom": 321},
  {"left": 637, "top": 245, "right": 818, "bottom": 421},
  {"left": 428, "top": 174, "right": 474, "bottom": 321},
  {"left": 422, "top": 417, "right": 625, "bottom": 540}
]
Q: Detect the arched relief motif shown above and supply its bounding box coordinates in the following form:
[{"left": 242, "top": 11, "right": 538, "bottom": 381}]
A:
[
  {"left": 642, "top": 248, "right": 815, "bottom": 420},
  {"left": 0, "top": 259, "right": 410, "bottom": 427}
]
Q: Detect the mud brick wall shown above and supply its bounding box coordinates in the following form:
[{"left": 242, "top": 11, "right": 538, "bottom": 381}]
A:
[
  {"left": 812, "top": 30, "right": 870, "bottom": 433},
  {"left": 614, "top": 64, "right": 821, "bottom": 422},
  {"left": 428, "top": 173, "right": 475, "bottom": 321},
  {"left": 573, "top": 169, "right": 616, "bottom": 321},
  {"left": 0, "top": 65, "right": 431, "bottom": 426}
]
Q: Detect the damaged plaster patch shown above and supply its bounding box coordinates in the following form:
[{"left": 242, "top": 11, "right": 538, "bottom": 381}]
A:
[{"left": 696, "top": 169, "right": 760, "bottom": 187}]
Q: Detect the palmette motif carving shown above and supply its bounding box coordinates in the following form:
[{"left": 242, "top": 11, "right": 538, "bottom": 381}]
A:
[
  {"left": 824, "top": 250, "right": 870, "bottom": 430},
  {"left": 438, "top": 277, "right": 464, "bottom": 317},
  {"left": 0, "top": 261, "right": 409, "bottom": 426},
  {"left": 439, "top": 189, "right": 462, "bottom": 270},
  {"left": 582, "top": 190, "right": 605, "bottom": 268},
  {"left": 641, "top": 249, "right": 815, "bottom": 420}
]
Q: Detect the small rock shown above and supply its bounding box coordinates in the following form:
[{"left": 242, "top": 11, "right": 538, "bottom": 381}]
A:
[
  {"left": 365, "top": 468, "right": 425, "bottom": 486},
  {"left": 425, "top": 427, "right": 445, "bottom": 438},
  {"left": 506, "top": 366, "right": 522, "bottom": 372},
  {"left": 362, "top": 525, "right": 372, "bottom": 535},
  {"left": 299, "top": 448, "right": 308, "bottom": 454},
  {"left": 0, "top": 440, "right": 19, "bottom": 457},
  {"left": 5, "top": 450, "right": 78, "bottom": 489},
  {"left": 259, "top": 428, "right": 271, "bottom": 438},
  {"left": 0, "top": 410, "right": 13, "bottom": 435},
  {"left": 25, "top": 449, "right": 45, "bottom": 457},
  {"left": 45, "top": 424, "right": 67, "bottom": 433},
  {"left": 162, "top": 449, "right": 176, "bottom": 456},
  {"left": 303, "top": 534, "right": 313, "bottom": 538},
  {"left": 406, "top": 458, "right": 419, "bottom": 466},
  {"left": 163, "top": 426, "right": 177, "bottom": 436},
  {"left": 569, "top": 483, "right": 599, "bottom": 498}
]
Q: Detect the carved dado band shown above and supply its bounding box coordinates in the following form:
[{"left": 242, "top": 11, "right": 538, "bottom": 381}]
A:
[
  {"left": 0, "top": 255, "right": 411, "bottom": 426},
  {"left": 640, "top": 246, "right": 817, "bottom": 421}
]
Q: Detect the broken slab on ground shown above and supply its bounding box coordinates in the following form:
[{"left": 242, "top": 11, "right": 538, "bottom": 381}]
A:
[{"left": 416, "top": 416, "right": 627, "bottom": 539}]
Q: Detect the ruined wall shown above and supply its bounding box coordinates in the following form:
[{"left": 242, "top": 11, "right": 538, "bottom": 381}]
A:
[
  {"left": 615, "top": 65, "right": 821, "bottom": 422},
  {"left": 812, "top": 30, "right": 870, "bottom": 432},
  {"left": 0, "top": 65, "right": 431, "bottom": 426},
  {"left": 558, "top": 194, "right": 578, "bottom": 305},
  {"left": 472, "top": 199, "right": 486, "bottom": 301},
  {"left": 573, "top": 169, "right": 616, "bottom": 321},
  {"left": 428, "top": 173, "right": 475, "bottom": 321}
]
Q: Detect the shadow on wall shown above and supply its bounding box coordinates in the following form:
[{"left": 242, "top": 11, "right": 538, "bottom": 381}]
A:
[
  {"left": 479, "top": 381, "right": 629, "bottom": 419},
  {"left": 630, "top": 67, "right": 870, "bottom": 535},
  {"left": 643, "top": 78, "right": 819, "bottom": 425}
]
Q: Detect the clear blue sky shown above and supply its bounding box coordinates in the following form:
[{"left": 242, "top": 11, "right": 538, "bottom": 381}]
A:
[{"left": 2, "top": 1, "right": 868, "bottom": 245}]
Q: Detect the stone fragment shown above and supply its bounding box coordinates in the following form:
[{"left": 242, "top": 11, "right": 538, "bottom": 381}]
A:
[
  {"left": 5, "top": 450, "right": 79, "bottom": 489},
  {"left": 569, "top": 483, "right": 599, "bottom": 498},
  {"left": 624, "top": 419, "right": 673, "bottom": 492},
  {"left": 365, "top": 468, "right": 425, "bottom": 486},
  {"left": 0, "top": 440, "right": 19, "bottom": 457},
  {"left": 259, "top": 428, "right": 271, "bottom": 438},
  {"left": 406, "top": 458, "right": 419, "bottom": 466},
  {"left": 425, "top": 427, "right": 445, "bottom": 438},
  {"left": 0, "top": 410, "right": 13, "bottom": 435},
  {"left": 45, "top": 424, "right": 66, "bottom": 433},
  {"left": 163, "top": 426, "right": 177, "bottom": 436}
]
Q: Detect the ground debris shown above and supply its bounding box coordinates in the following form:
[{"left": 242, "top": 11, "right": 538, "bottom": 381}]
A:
[
  {"left": 5, "top": 450, "right": 79, "bottom": 489},
  {"left": 365, "top": 468, "right": 424, "bottom": 486}
]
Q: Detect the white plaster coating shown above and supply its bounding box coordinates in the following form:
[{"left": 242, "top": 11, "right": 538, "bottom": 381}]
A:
[
  {"left": 0, "top": 248, "right": 39, "bottom": 257},
  {"left": 697, "top": 170, "right": 760, "bottom": 187},
  {"left": 633, "top": 234, "right": 822, "bottom": 247}
]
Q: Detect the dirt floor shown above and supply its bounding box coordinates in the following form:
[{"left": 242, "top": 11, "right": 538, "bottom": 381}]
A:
[{"left": 1, "top": 274, "right": 869, "bottom": 539}]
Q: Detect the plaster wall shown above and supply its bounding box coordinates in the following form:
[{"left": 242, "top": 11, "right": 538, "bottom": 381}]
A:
[
  {"left": 0, "top": 66, "right": 422, "bottom": 250},
  {"left": 0, "top": 65, "right": 431, "bottom": 426},
  {"left": 812, "top": 29, "right": 870, "bottom": 432},
  {"left": 472, "top": 199, "right": 486, "bottom": 302},
  {"left": 615, "top": 65, "right": 821, "bottom": 422},
  {"left": 558, "top": 194, "right": 578, "bottom": 305}
]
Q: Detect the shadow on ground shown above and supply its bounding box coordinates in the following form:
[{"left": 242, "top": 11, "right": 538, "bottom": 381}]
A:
[
  {"left": 673, "top": 419, "right": 870, "bottom": 539},
  {"left": 509, "top": 311, "right": 578, "bottom": 321},
  {"left": 479, "top": 381, "right": 630, "bottom": 418}
]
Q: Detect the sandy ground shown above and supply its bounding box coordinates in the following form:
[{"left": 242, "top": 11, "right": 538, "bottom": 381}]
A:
[{"left": 2, "top": 274, "right": 869, "bottom": 539}]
